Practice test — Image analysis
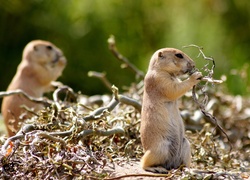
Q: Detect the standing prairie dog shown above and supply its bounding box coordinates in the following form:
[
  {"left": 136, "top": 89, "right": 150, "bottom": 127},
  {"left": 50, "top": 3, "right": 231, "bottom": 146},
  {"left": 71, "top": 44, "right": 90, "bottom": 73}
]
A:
[
  {"left": 1, "top": 40, "right": 67, "bottom": 136},
  {"left": 140, "top": 48, "right": 202, "bottom": 173}
]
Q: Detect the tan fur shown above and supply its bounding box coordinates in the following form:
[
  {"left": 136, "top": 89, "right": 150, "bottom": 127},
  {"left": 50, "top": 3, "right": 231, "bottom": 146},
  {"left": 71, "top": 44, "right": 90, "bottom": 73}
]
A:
[
  {"left": 140, "top": 48, "right": 202, "bottom": 173},
  {"left": 1, "top": 40, "right": 67, "bottom": 136}
]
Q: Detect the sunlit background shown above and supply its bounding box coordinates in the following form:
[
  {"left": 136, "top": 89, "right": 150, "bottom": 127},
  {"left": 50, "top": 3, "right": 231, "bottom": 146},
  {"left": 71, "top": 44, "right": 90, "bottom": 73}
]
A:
[{"left": 0, "top": 0, "right": 250, "bottom": 95}]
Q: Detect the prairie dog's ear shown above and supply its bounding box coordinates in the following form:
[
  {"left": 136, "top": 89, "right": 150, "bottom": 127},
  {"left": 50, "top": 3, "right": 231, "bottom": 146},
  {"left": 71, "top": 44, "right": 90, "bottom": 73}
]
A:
[
  {"left": 158, "top": 51, "right": 165, "bottom": 59},
  {"left": 33, "top": 45, "right": 38, "bottom": 51}
]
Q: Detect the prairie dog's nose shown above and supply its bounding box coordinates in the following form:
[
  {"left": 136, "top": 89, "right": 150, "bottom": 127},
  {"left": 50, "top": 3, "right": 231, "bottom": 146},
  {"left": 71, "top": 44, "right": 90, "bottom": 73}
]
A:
[{"left": 188, "top": 60, "right": 195, "bottom": 69}]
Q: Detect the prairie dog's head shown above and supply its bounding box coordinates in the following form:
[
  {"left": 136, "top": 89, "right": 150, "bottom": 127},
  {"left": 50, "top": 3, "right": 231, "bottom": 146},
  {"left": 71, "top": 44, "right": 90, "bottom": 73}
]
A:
[
  {"left": 148, "top": 48, "right": 195, "bottom": 76},
  {"left": 21, "top": 40, "right": 67, "bottom": 83}
]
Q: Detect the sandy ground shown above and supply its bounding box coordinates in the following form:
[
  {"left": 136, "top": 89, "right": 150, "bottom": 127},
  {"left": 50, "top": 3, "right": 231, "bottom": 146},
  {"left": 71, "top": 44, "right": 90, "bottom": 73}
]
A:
[{"left": 104, "top": 159, "right": 170, "bottom": 180}]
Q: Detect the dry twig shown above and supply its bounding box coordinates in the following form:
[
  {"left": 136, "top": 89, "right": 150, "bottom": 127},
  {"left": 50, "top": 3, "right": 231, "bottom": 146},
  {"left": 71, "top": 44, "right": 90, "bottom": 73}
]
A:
[
  {"left": 88, "top": 71, "right": 113, "bottom": 91},
  {"left": 184, "top": 45, "right": 232, "bottom": 150},
  {"left": 0, "top": 89, "right": 52, "bottom": 107},
  {"left": 108, "top": 35, "right": 145, "bottom": 79},
  {"left": 1, "top": 85, "right": 141, "bottom": 156}
]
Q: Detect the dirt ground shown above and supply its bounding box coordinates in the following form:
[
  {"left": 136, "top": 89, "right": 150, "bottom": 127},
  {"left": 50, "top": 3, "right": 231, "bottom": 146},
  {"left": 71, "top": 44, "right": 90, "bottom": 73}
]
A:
[
  {"left": 105, "top": 160, "right": 168, "bottom": 180},
  {"left": 104, "top": 159, "right": 249, "bottom": 180}
]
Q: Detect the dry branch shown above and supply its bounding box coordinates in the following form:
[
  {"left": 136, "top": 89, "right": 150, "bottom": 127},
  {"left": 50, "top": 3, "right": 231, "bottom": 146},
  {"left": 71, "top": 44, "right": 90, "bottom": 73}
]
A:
[
  {"left": 201, "top": 77, "right": 223, "bottom": 84},
  {"left": 36, "top": 132, "right": 67, "bottom": 147},
  {"left": 1, "top": 85, "right": 142, "bottom": 156},
  {"left": 77, "top": 127, "right": 124, "bottom": 140},
  {"left": 0, "top": 89, "right": 52, "bottom": 107},
  {"left": 108, "top": 35, "right": 145, "bottom": 79},
  {"left": 88, "top": 71, "right": 113, "bottom": 91},
  {"left": 192, "top": 86, "right": 232, "bottom": 150},
  {"left": 185, "top": 45, "right": 232, "bottom": 150},
  {"left": 104, "top": 173, "right": 173, "bottom": 180}
]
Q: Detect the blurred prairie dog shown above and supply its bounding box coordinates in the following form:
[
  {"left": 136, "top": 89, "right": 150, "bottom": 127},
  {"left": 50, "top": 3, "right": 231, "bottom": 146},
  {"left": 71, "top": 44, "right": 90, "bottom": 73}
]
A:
[
  {"left": 140, "top": 48, "right": 202, "bottom": 173},
  {"left": 1, "top": 40, "right": 67, "bottom": 136}
]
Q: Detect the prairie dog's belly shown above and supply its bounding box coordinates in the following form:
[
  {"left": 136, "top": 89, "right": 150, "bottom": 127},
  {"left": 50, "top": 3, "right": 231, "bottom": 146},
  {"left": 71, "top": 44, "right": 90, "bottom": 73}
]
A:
[
  {"left": 164, "top": 101, "right": 181, "bottom": 120},
  {"left": 163, "top": 101, "right": 185, "bottom": 131}
]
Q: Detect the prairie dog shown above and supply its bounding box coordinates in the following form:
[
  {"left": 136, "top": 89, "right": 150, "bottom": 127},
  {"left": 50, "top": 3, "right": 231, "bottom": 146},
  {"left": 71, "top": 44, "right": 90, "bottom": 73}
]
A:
[
  {"left": 1, "top": 40, "right": 67, "bottom": 136},
  {"left": 140, "top": 48, "right": 202, "bottom": 173}
]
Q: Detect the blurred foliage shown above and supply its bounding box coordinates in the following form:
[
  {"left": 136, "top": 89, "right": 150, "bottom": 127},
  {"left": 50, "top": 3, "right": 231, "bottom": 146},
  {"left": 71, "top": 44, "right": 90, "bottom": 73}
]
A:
[{"left": 0, "top": 0, "right": 250, "bottom": 95}]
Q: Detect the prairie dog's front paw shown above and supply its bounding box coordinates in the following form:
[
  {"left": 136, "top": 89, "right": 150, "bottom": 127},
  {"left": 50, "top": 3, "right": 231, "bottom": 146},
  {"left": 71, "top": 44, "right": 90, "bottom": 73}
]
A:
[{"left": 190, "top": 72, "right": 202, "bottom": 84}]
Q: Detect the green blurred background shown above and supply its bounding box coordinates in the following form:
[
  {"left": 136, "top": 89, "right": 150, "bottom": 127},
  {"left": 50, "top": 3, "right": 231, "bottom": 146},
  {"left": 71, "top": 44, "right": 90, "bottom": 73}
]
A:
[{"left": 0, "top": 0, "right": 250, "bottom": 96}]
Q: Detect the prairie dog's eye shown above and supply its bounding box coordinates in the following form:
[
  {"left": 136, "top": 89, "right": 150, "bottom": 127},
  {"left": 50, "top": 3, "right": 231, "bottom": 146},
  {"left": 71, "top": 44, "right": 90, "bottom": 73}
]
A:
[
  {"left": 175, "top": 53, "right": 183, "bottom": 58},
  {"left": 46, "top": 45, "right": 53, "bottom": 50}
]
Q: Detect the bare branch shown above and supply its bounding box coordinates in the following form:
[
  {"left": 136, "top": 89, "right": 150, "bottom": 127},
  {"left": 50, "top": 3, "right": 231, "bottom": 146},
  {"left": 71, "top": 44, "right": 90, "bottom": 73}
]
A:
[
  {"left": 108, "top": 35, "right": 145, "bottom": 79},
  {"left": 183, "top": 45, "right": 232, "bottom": 150},
  {"left": 0, "top": 89, "right": 52, "bottom": 106},
  {"left": 104, "top": 173, "right": 173, "bottom": 180},
  {"left": 84, "top": 85, "right": 141, "bottom": 121},
  {"left": 52, "top": 85, "right": 76, "bottom": 103},
  {"left": 183, "top": 44, "right": 214, "bottom": 61},
  {"left": 183, "top": 44, "right": 223, "bottom": 85},
  {"left": 52, "top": 85, "right": 77, "bottom": 112},
  {"left": 118, "top": 94, "right": 141, "bottom": 112},
  {"left": 77, "top": 127, "right": 124, "bottom": 140},
  {"left": 192, "top": 84, "right": 232, "bottom": 151},
  {"left": 201, "top": 77, "right": 223, "bottom": 84},
  {"left": 1, "top": 124, "right": 37, "bottom": 153},
  {"left": 36, "top": 132, "right": 66, "bottom": 147},
  {"left": 112, "top": 85, "right": 141, "bottom": 111},
  {"left": 88, "top": 71, "right": 113, "bottom": 91},
  {"left": 83, "top": 96, "right": 119, "bottom": 121}
]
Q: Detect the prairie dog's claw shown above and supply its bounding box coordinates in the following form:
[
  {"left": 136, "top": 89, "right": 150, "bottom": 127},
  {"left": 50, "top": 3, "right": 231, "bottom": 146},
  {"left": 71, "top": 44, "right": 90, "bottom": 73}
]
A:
[
  {"left": 188, "top": 68, "right": 199, "bottom": 75},
  {"left": 190, "top": 71, "right": 203, "bottom": 81}
]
